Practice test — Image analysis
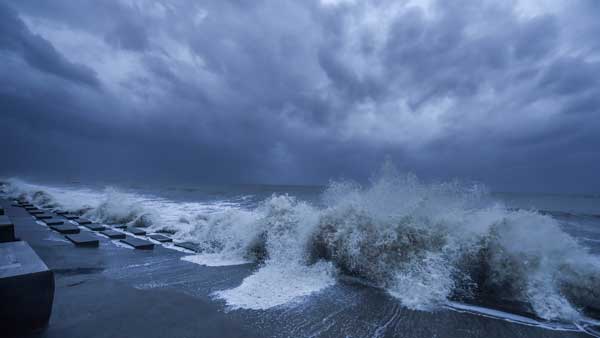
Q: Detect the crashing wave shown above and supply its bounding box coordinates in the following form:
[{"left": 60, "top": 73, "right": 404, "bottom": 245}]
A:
[{"left": 2, "top": 168, "right": 600, "bottom": 322}]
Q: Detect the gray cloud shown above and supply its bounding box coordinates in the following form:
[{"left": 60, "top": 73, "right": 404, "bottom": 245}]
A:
[
  {"left": 0, "top": 3, "right": 100, "bottom": 88},
  {"left": 1, "top": 0, "right": 599, "bottom": 193}
]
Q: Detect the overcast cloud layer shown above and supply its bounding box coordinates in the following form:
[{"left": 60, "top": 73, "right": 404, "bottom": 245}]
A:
[{"left": 1, "top": 0, "right": 599, "bottom": 192}]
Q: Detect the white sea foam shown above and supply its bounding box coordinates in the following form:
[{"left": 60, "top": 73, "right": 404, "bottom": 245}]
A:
[
  {"left": 181, "top": 253, "right": 250, "bottom": 267},
  {"left": 3, "top": 165, "right": 600, "bottom": 322},
  {"left": 1, "top": 177, "right": 240, "bottom": 243},
  {"left": 212, "top": 194, "right": 337, "bottom": 309},
  {"left": 213, "top": 261, "right": 336, "bottom": 310},
  {"left": 446, "top": 302, "right": 584, "bottom": 331}
]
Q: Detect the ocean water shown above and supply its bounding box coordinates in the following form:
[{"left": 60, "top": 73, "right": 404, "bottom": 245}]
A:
[{"left": 2, "top": 168, "right": 600, "bottom": 334}]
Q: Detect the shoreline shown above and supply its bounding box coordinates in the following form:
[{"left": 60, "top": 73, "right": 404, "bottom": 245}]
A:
[{"left": 1, "top": 198, "right": 597, "bottom": 337}]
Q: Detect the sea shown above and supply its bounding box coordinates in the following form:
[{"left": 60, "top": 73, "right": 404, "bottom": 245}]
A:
[{"left": 2, "top": 169, "right": 600, "bottom": 337}]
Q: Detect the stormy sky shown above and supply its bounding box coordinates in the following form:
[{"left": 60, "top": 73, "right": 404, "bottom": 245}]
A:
[{"left": 1, "top": 0, "right": 599, "bottom": 193}]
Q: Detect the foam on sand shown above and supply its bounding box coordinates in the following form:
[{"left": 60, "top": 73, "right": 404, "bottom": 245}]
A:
[
  {"left": 213, "top": 261, "right": 336, "bottom": 310},
  {"left": 181, "top": 253, "right": 250, "bottom": 267}
]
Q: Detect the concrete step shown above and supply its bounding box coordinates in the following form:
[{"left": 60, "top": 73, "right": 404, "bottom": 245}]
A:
[
  {"left": 35, "top": 214, "right": 54, "bottom": 220},
  {"left": 0, "top": 215, "right": 16, "bottom": 243},
  {"left": 148, "top": 234, "right": 172, "bottom": 243},
  {"left": 44, "top": 219, "right": 65, "bottom": 226},
  {"left": 100, "top": 230, "right": 126, "bottom": 239},
  {"left": 126, "top": 227, "right": 146, "bottom": 236},
  {"left": 65, "top": 233, "right": 99, "bottom": 247},
  {"left": 175, "top": 242, "right": 201, "bottom": 252},
  {"left": 0, "top": 241, "right": 54, "bottom": 334},
  {"left": 84, "top": 223, "right": 106, "bottom": 231},
  {"left": 50, "top": 224, "right": 80, "bottom": 234},
  {"left": 63, "top": 214, "right": 79, "bottom": 220},
  {"left": 120, "top": 237, "right": 154, "bottom": 250},
  {"left": 76, "top": 218, "right": 92, "bottom": 225}
]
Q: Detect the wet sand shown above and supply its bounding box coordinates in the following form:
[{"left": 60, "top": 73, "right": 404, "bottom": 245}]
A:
[{"left": 1, "top": 199, "right": 592, "bottom": 338}]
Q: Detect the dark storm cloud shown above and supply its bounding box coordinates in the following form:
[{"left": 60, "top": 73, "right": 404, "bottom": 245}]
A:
[
  {"left": 105, "top": 20, "right": 149, "bottom": 51},
  {"left": 0, "top": 3, "right": 99, "bottom": 88},
  {"left": 1, "top": 0, "right": 599, "bottom": 192}
]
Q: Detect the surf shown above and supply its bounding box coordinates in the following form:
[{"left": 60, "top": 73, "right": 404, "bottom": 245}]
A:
[{"left": 2, "top": 165, "right": 600, "bottom": 330}]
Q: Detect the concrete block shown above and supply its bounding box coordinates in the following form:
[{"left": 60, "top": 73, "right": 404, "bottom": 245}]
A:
[
  {"left": 44, "top": 219, "right": 65, "bottom": 226},
  {"left": 157, "top": 229, "right": 177, "bottom": 235},
  {"left": 20, "top": 203, "right": 34, "bottom": 208},
  {"left": 76, "top": 218, "right": 92, "bottom": 225},
  {"left": 35, "top": 214, "right": 53, "bottom": 220},
  {"left": 29, "top": 210, "right": 45, "bottom": 215},
  {"left": 100, "top": 230, "right": 125, "bottom": 239},
  {"left": 148, "top": 234, "right": 172, "bottom": 243},
  {"left": 120, "top": 237, "right": 154, "bottom": 250},
  {"left": 0, "top": 241, "right": 54, "bottom": 333},
  {"left": 0, "top": 216, "right": 15, "bottom": 243},
  {"left": 175, "top": 242, "right": 201, "bottom": 252},
  {"left": 0, "top": 216, "right": 12, "bottom": 226},
  {"left": 50, "top": 224, "right": 80, "bottom": 234},
  {"left": 126, "top": 227, "right": 146, "bottom": 236},
  {"left": 65, "top": 233, "right": 99, "bottom": 247},
  {"left": 63, "top": 214, "right": 79, "bottom": 220},
  {"left": 113, "top": 224, "right": 128, "bottom": 229},
  {"left": 55, "top": 210, "right": 69, "bottom": 215},
  {"left": 84, "top": 223, "right": 106, "bottom": 231}
]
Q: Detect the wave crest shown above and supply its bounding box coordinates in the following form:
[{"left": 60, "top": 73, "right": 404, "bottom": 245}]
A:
[
  {"left": 3, "top": 170, "right": 600, "bottom": 322},
  {"left": 311, "top": 174, "right": 600, "bottom": 320}
]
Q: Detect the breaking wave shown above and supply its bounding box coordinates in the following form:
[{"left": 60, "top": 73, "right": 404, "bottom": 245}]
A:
[{"left": 2, "top": 165, "right": 600, "bottom": 324}]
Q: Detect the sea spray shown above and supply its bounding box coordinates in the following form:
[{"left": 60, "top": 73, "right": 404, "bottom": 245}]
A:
[
  {"left": 213, "top": 194, "right": 337, "bottom": 309},
  {"left": 3, "top": 169, "right": 600, "bottom": 322},
  {"left": 310, "top": 171, "right": 600, "bottom": 320}
]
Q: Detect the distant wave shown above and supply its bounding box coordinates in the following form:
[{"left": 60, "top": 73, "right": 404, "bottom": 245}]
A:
[
  {"left": 2, "top": 166, "right": 600, "bottom": 326},
  {"left": 536, "top": 209, "right": 600, "bottom": 220}
]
